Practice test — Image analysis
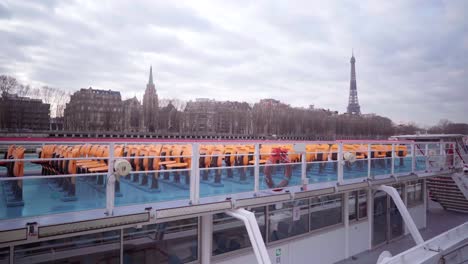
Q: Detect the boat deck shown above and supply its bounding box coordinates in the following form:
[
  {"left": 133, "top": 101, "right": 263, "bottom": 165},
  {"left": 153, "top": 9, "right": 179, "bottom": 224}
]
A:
[
  {"left": 0, "top": 157, "right": 424, "bottom": 220},
  {"left": 336, "top": 201, "right": 468, "bottom": 264}
]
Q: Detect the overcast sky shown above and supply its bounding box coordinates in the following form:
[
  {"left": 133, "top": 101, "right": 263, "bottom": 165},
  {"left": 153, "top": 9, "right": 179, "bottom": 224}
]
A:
[{"left": 1, "top": 0, "right": 467, "bottom": 126}]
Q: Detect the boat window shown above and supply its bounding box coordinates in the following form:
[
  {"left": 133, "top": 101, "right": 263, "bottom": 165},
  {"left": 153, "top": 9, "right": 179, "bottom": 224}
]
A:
[
  {"left": 358, "top": 190, "right": 368, "bottom": 219},
  {"left": 14, "top": 230, "right": 121, "bottom": 264},
  {"left": 0, "top": 247, "right": 8, "bottom": 264},
  {"left": 407, "top": 180, "right": 424, "bottom": 207},
  {"left": 310, "top": 194, "right": 343, "bottom": 231},
  {"left": 349, "top": 191, "right": 357, "bottom": 221},
  {"left": 268, "top": 199, "right": 309, "bottom": 242},
  {"left": 212, "top": 207, "right": 265, "bottom": 256},
  {"left": 123, "top": 217, "right": 198, "bottom": 264}
]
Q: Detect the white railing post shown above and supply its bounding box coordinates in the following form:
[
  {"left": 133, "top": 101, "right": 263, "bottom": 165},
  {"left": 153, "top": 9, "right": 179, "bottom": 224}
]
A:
[
  {"left": 201, "top": 214, "right": 213, "bottom": 264},
  {"left": 254, "top": 143, "right": 260, "bottom": 193},
  {"left": 391, "top": 144, "right": 395, "bottom": 176},
  {"left": 411, "top": 144, "right": 416, "bottom": 173},
  {"left": 452, "top": 141, "right": 457, "bottom": 168},
  {"left": 301, "top": 152, "right": 308, "bottom": 190},
  {"left": 338, "top": 142, "right": 344, "bottom": 184},
  {"left": 367, "top": 144, "right": 372, "bottom": 179},
  {"left": 106, "top": 142, "right": 115, "bottom": 216},
  {"left": 344, "top": 192, "right": 350, "bottom": 258},
  {"left": 425, "top": 144, "right": 429, "bottom": 171},
  {"left": 190, "top": 143, "right": 200, "bottom": 205}
]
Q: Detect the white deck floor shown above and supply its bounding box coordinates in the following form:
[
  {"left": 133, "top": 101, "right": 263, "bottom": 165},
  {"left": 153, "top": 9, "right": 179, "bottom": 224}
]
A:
[{"left": 336, "top": 200, "right": 468, "bottom": 264}]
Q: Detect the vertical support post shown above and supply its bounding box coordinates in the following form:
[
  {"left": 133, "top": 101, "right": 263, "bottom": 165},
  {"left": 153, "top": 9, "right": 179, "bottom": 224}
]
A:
[
  {"left": 120, "top": 228, "right": 124, "bottom": 264},
  {"left": 452, "top": 141, "right": 456, "bottom": 168},
  {"left": 423, "top": 179, "right": 427, "bottom": 229},
  {"left": 411, "top": 144, "right": 416, "bottom": 173},
  {"left": 344, "top": 192, "right": 349, "bottom": 258},
  {"left": 425, "top": 144, "right": 429, "bottom": 171},
  {"left": 106, "top": 142, "right": 115, "bottom": 216},
  {"left": 254, "top": 143, "right": 260, "bottom": 193},
  {"left": 201, "top": 214, "right": 213, "bottom": 264},
  {"left": 9, "top": 245, "right": 13, "bottom": 264},
  {"left": 301, "top": 152, "right": 308, "bottom": 189},
  {"left": 338, "top": 142, "right": 344, "bottom": 184},
  {"left": 391, "top": 144, "right": 395, "bottom": 176},
  {"left": 191, "top": 143, "right": 200, "bottom": 205},
  {"left": 367, "top": 144, "right": 372, "bottom": 179},
  {"left": 367, "top": 188, "right": 373, "bottom": 250}
]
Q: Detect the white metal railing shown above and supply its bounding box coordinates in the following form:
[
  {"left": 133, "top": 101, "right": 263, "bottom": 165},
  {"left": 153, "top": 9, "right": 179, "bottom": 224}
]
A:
[
  {"left": 0, "top": 140, "right": 460, "bottom": 221},
  {"left": 378, "top": 222, "right": 468, "bottom": 264}
]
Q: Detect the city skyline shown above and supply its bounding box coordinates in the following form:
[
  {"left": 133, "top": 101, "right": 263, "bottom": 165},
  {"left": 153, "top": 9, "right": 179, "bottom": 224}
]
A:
[{"left": 0, "top": 1, "right": 467, "bottom": 126}]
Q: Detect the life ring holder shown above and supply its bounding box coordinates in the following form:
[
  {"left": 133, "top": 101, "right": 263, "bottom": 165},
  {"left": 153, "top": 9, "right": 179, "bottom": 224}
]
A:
[{"left": 264, "top": 148, "right": 292, "bottom": 188}]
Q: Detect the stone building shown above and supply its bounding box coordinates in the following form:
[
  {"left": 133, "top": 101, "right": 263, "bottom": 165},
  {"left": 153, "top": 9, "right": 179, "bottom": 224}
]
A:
[
  {"left": 0, "top": 92, "right": 50, "bottom": 131},
  {"left": 64, "top": 87, "right": 123, "bottom": 131},
  {"left": 142, "top": 66, "right": 159, "bottom": 132},
  {"left": 122, "top": 97, "right": 144, "bottom": 132},
  {"left": 158, "top": 102, "right": 181, "bottom": 133},
  {"left": 182, "top": 98, "right": 252, "bottom": 134}
]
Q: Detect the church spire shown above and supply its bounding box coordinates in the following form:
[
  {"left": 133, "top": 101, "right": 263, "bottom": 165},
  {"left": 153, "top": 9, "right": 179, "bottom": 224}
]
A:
[{"left": 148, "top": 65, "right": 154, "bottom": 85}]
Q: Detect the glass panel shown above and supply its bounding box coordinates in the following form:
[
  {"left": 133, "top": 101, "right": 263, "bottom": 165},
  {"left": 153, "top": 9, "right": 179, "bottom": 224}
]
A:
[
  {"left": 389, "top": 198, "right": 404, "bottom": 240},
  {"left": 260, "top": 144, "right": 302, "bottom": 190},
  {"left": 305, "top": 143, "right": 338, "bottom": 183},
  {"left": 116, "top": 145, "right": 191, "bottom": 206},
  {"left": 306, "top": 161, "right": 338, "bottom": 183},
  {"left": 124, "top": 217, "right": 198, "bottom": 264},
  {"left": 415, "top": 143, "right": 427, "bottom": 172},
  {"left": 348, "top": 191, "right": 357, "bottom": 221},
  {"left": 14, "top": 230, "right": 120, "bottom": 264},
  {"left": 393, "top": 144, "right": 412, "bottom": 175},
  {"left": 372, "top": 191, "right": 387, "bottom": 246},
  {"left": 198, "top": 145, "right": 256, "bottom": 197},
  {"left": 213, "top": 207, "right": 265, "bottom": 255},
  {"left": 343, "top": 144, "right": 368, "bottom": 180},
  {"left": 407, "top": 180, "right": 424, "bottom": 207},
  {"left": 310, "top": 194, "right": 342, "bottom": 231},
  {"left": 260, "top": 163, "right": 302, "bottom": 190},
  {"left": 0, "top": 143, "right": 108, "bottom": 219},
  {"left": 0, "top": 248, "right": 8, "bottom": 264},
  {"left": 358, "top": 190, "right": 368, "bottom": 219},
  {"left": 0, "top": 174, "right": 106, "bottom": 220},
  {"left": 268, "top": 199, "right": 309, "bottom": 242},
  {"left": 370, "top": 145, "right": 392, "bottom": 177}
]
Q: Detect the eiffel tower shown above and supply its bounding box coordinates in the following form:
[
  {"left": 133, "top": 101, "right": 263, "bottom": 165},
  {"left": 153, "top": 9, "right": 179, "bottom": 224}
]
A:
[{"left": 347, "top": 52, "right": 361, "bottom": 115}]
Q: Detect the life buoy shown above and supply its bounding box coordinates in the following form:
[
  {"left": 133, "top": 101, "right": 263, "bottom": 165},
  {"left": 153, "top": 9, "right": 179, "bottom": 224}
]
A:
[{"left": 264, "top": 147, "right": 292, "bottom": 188}]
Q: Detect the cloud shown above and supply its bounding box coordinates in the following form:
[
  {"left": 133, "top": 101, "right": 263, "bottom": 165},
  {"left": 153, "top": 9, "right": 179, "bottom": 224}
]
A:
[{"left": 0, "top": 0, "right": 467, "bottom": 126}]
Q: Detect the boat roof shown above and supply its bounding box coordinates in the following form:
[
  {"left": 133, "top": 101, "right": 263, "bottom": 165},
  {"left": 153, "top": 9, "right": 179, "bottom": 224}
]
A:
[{"left": 391, "top": 134, "right": 465, "bottom": 140}]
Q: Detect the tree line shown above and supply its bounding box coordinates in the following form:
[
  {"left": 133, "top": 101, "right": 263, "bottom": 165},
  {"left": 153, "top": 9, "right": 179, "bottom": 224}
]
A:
[{"left": 0, "top": 74, "right": 467, "bottom": 136}]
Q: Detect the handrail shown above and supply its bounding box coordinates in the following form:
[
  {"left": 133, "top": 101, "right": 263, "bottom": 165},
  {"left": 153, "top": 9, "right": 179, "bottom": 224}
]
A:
[{"left": 226, "top": 209, "right": 271, "bottom": 264}]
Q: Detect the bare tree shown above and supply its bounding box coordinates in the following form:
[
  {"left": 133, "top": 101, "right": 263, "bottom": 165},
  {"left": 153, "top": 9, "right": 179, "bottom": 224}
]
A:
[{"left": 0, "top": 75, "right": 18, "bottom": 94}]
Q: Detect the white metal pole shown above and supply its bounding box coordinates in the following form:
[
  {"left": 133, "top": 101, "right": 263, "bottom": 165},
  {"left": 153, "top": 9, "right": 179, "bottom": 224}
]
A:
[
  {"left": 425, "top": 144, "right": 429, "bottom": 171},
  {"left": 201, "top": 214, "right": 213, "bottom": 264},
  {"left": 344, "top": 192, "right": 349, "bottom": 258},
  {"left": 191, "top": 143, "right": 200, "bottom": 205},
  {"left": 106, "top": 142, "right": 115, "bottom": 216},
  {"left": 411, "top": 144, "right": 416, "bottom": 173},
  {"left": 338, "top": 142, "right": 344, "bottom": 184},
  {"left": 367, "top": 144, "right": 372, "bottom": 179},
  {"left": 254, "top": 143, "right": 260, "bottom": 193},
  {"left": 367, "top": 188, "right": 373, "bottom": 250},
  {"left": 301, "top": 152, "right": 308, "bottom": 190}
]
